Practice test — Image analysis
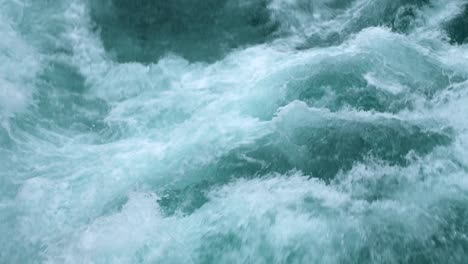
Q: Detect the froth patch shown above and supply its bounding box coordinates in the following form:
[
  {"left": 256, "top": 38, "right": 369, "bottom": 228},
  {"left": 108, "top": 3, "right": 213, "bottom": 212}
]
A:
[{"left": 0, "top": 20, "right": 40, "bottom": 119}]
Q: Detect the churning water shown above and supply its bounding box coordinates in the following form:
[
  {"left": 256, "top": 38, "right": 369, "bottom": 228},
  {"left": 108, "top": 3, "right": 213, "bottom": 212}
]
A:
[{"left": 1, "top": 0, "right": 468, "bottom": 263}]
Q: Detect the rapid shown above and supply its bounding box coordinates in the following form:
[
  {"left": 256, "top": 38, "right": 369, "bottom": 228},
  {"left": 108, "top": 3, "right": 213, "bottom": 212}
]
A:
[{"left": 1, "top": 0, "right": 468, "bottom": 263}]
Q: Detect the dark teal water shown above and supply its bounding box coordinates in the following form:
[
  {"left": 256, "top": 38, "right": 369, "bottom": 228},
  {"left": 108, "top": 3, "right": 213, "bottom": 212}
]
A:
[{"left": 1, "top": 0, "right": 468, "bottom": 263}]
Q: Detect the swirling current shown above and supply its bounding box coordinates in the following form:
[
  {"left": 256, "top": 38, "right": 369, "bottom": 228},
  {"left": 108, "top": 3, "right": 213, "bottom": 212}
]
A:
[{"left": 1, "top": 0, "right": 468, "bottom": 263}]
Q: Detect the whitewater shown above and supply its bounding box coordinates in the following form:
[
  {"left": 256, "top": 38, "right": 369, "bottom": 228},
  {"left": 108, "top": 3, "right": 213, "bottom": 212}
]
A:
[{"left": 1, "top": 0, "right": 468, "bottom": 263}]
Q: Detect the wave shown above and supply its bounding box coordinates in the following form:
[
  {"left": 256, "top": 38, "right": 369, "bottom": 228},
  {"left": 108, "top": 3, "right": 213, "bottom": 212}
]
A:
[{"left": 2, "top": 0, "right": 468, "bottom": 263}]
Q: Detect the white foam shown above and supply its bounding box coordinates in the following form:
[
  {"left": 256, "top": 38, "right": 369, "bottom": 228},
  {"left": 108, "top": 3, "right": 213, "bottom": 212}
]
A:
[
  {"left": 0, "top": 12, "right": 40, "bottom": 120},
  {"left": 364, "top": 72, "right": 407, "bottom": 94}
]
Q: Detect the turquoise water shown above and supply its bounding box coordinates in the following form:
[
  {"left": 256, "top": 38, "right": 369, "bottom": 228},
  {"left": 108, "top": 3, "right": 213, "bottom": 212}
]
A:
[{"left": 1, "top": 0, "right": 468, "bottom": 263}]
